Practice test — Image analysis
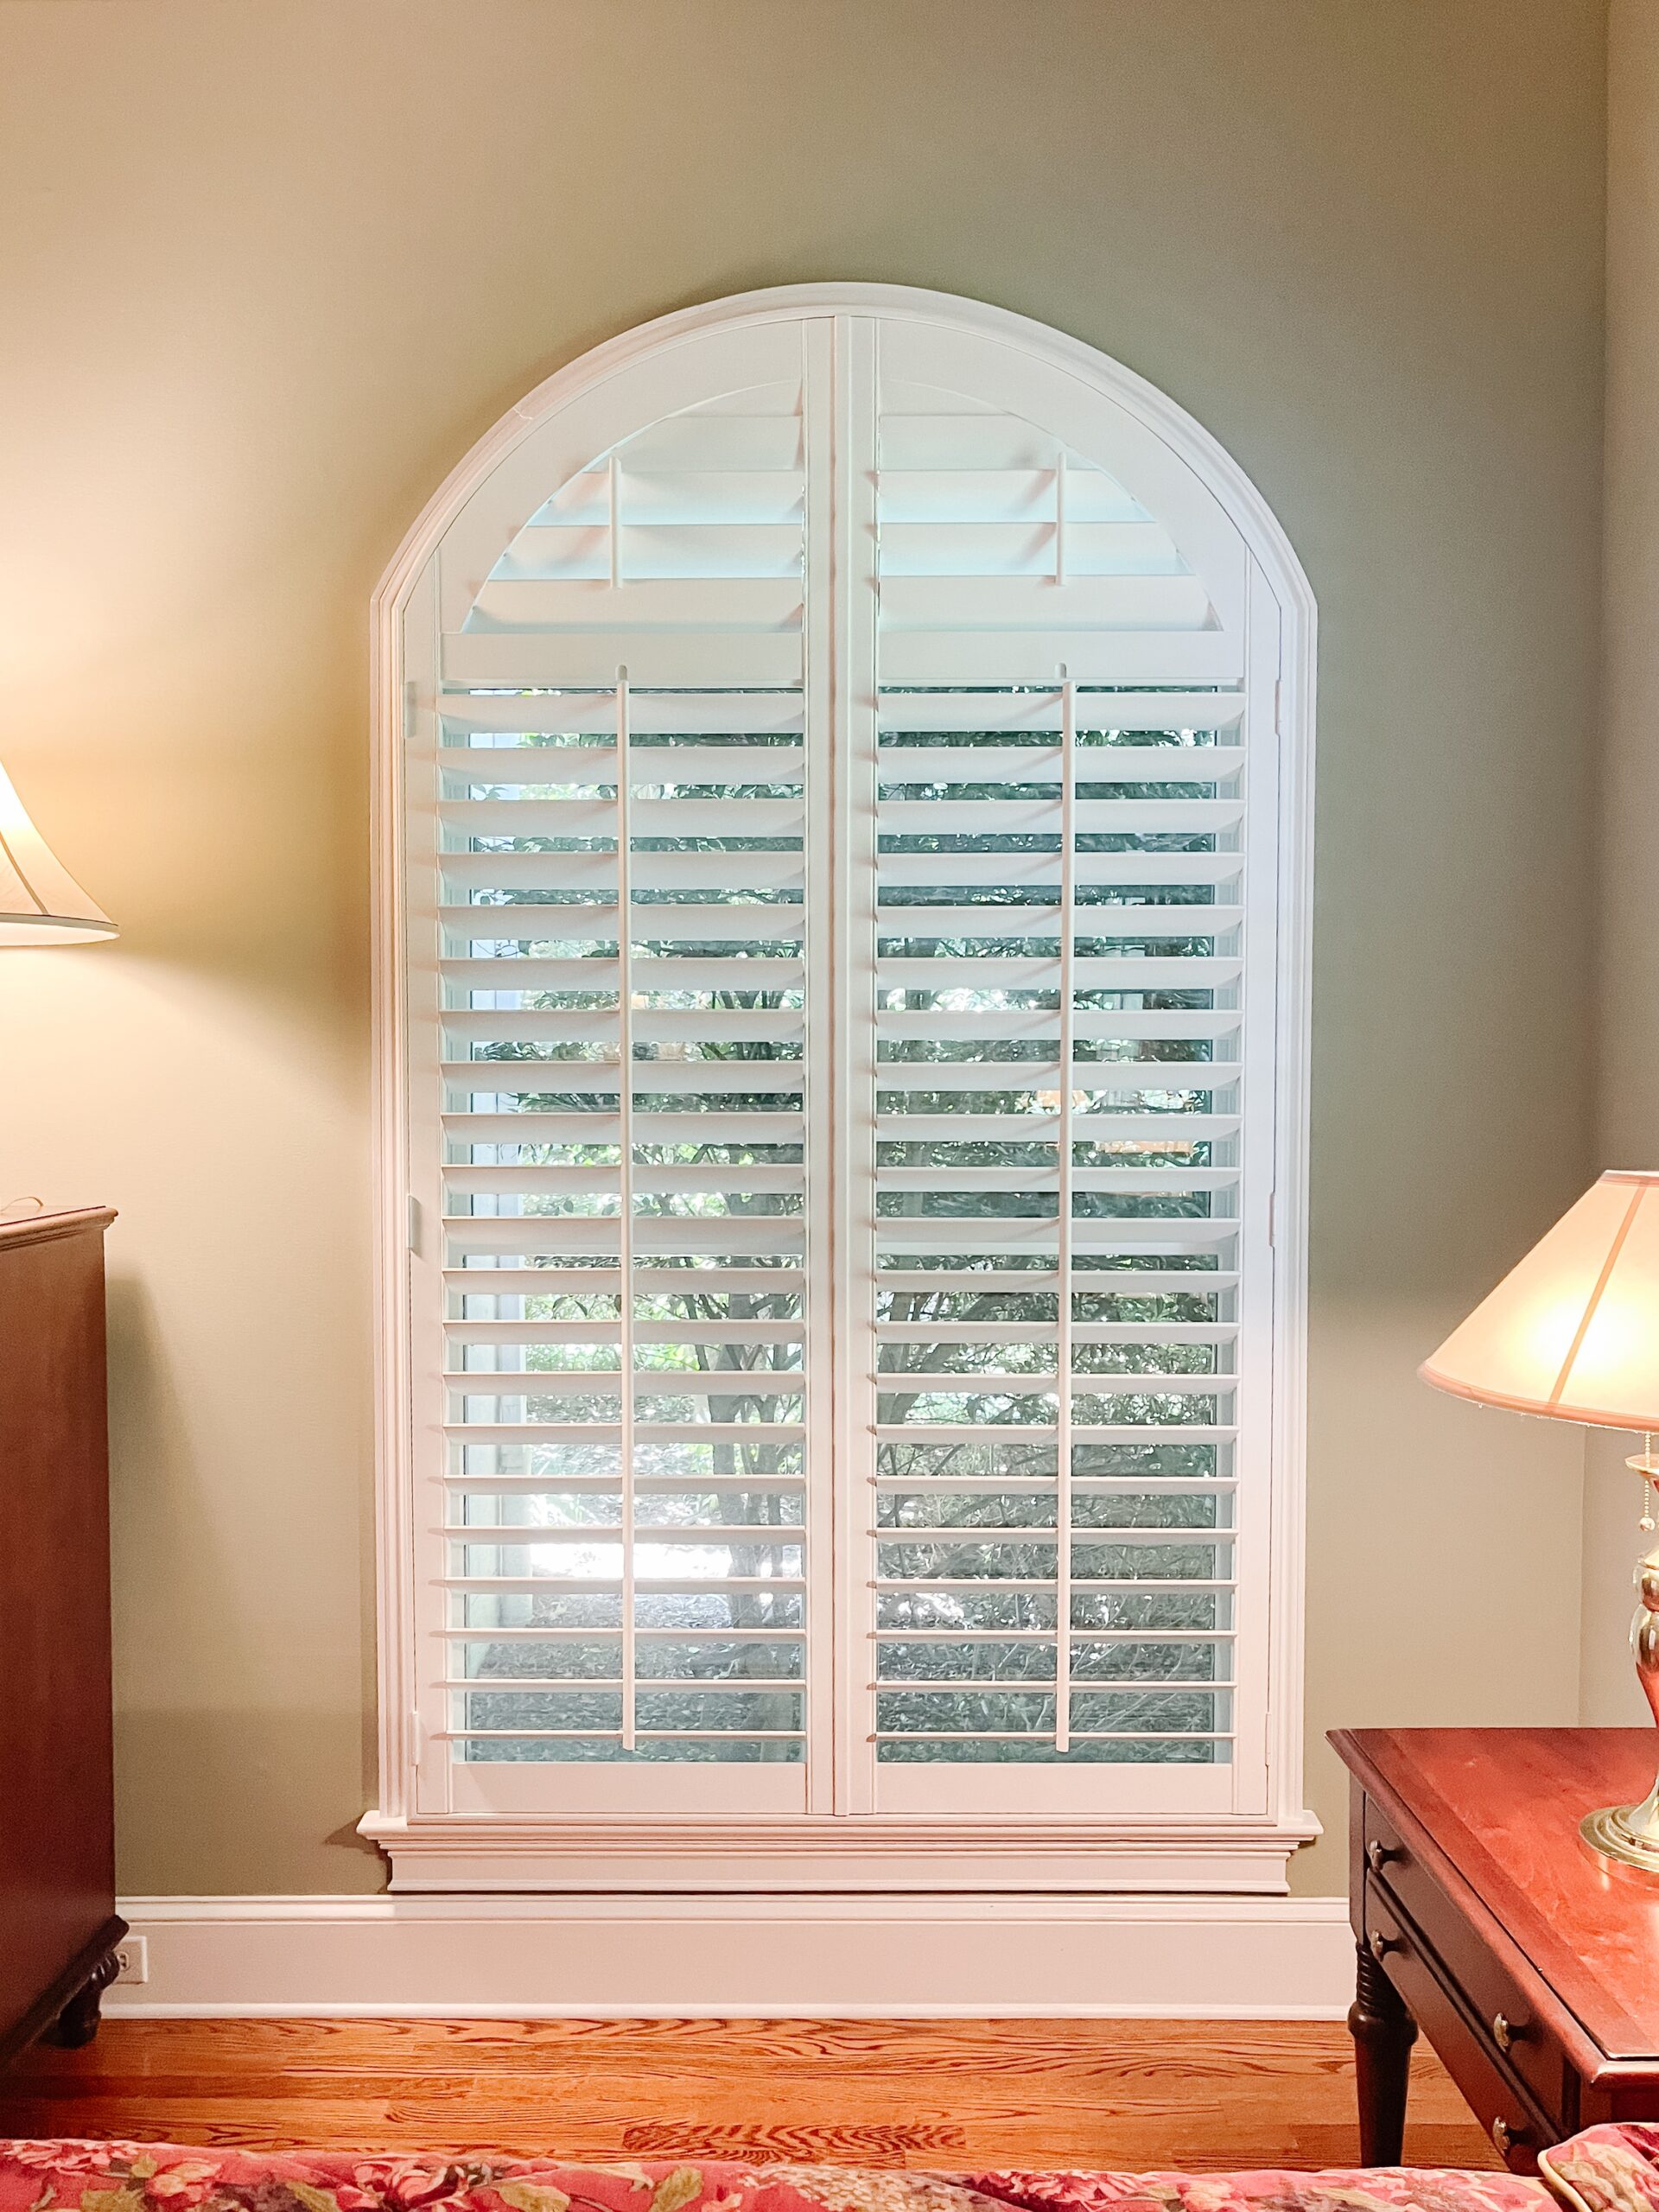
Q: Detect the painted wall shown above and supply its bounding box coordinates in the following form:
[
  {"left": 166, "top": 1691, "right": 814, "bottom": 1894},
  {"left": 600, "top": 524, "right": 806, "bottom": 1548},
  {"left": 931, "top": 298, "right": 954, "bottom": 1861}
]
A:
[
  {"left": 1582, "top": 0, "right": 1659, "bottom": 1728},
  {"left": 0, "top": 0, "right": 1602, "bottom": 1897}
]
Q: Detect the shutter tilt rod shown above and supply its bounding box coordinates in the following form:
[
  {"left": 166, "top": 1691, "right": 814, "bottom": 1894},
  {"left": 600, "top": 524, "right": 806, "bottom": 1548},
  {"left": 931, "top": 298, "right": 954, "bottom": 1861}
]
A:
[
  {"left": 616, "top": 662, "right": 637, "bottom": 1751},
  {"left": 609, "top": 454, "right": 624, "bottom": 590},
  {"left": 1056, "top": 670, "right": 1076, "bottom": 1754}
]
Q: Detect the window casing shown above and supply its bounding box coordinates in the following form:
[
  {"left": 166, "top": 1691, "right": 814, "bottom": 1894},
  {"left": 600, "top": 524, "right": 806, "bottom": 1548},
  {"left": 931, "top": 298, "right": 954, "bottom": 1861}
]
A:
[{"left": 365, "top": 287, "right": 1315, "bottom": 1891}]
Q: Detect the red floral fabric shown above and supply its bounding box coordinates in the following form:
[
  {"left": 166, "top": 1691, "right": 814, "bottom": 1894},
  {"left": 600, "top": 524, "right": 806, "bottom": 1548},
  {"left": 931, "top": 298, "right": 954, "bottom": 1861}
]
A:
[
  {"left": 962, "top": 2170, "right": 1547, "bottom": 2212},
  {"left": 0, "top": 2138, "right": 1562, "bottom": 2212},
  {"left": 1538, "top": 2124, "right": 1659, "bottom": 2212}
]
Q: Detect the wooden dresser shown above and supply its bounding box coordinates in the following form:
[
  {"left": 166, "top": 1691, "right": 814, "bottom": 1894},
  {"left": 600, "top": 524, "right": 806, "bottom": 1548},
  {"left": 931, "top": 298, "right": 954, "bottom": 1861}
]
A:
[
  {"left": 1333, "top": 1727, "right": 1659, "bottom": 2172},
  {"left": 0, "top": 1206, "right": 125, "bottom": 2062}
]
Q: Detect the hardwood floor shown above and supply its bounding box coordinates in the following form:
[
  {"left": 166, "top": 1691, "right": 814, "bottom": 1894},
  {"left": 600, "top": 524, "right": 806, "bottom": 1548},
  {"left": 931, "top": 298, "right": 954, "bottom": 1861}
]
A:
[{"left": 1, "top": 2020, "right": 1497, "bottom": 2172}]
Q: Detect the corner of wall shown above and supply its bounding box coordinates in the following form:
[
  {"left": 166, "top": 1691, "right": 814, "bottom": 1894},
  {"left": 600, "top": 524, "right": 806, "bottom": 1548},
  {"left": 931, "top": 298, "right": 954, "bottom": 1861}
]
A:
[{"left": 1589, "top": 0, "right": 1659, "bottom": 1721}]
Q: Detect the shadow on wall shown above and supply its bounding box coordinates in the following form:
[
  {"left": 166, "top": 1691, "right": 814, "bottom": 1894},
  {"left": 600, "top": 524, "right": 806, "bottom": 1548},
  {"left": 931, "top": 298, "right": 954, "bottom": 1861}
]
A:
[
  {"left": 105, "top": 1269, "right": 385, "bottom": 1897},
  {"left": 116, "top": 1712, "right": 386, "bottom": 1896}
]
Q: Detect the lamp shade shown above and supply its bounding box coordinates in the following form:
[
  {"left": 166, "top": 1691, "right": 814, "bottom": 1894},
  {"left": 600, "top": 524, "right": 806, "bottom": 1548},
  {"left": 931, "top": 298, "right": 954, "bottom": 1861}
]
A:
[
  {"left": 0, "top": 760, "right": 116, "bottom": 945},
  {"left": 1420, "top": 1171, "right": 1659, "bottom": 1432}
]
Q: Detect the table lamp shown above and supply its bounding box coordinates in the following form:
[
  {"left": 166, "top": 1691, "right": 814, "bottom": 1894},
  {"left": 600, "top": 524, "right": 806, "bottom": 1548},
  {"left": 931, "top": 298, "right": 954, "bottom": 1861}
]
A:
[
  {"left": 0, "top": 759, "right": 116, "bottom": 945},
  {"left": 1421, "top": 1170, "right": 1659, "bottom": 1872}
]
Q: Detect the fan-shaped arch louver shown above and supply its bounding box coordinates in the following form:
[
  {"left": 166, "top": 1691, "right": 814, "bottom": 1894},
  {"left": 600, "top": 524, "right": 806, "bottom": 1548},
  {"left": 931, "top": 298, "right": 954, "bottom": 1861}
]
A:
[{"left": 367, "top": 287, "right": 1315, "bottom": 1891}]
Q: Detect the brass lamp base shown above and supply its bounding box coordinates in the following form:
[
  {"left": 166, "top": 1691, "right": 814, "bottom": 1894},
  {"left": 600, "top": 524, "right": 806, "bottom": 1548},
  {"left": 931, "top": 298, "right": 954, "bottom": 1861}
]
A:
[
  {"left": 1583, "top": 1450, "right": 1659, "bottom": 1878},
  {"left": 1580, "top": 1800, "right": 1659, "bottom": 1874}
]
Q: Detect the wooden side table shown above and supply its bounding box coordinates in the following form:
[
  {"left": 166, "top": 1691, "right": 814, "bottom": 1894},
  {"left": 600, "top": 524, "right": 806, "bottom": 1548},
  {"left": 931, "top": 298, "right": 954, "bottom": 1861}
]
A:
[{"left": 1332, "top": 1728, "right": 1659, "bottom": 2173}]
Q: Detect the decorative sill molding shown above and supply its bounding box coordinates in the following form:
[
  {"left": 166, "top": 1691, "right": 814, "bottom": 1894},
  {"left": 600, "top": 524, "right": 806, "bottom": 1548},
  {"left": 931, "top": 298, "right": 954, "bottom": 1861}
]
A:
[{"left": 357, "top": 1809, "right": 1321, "bottom": 1895}]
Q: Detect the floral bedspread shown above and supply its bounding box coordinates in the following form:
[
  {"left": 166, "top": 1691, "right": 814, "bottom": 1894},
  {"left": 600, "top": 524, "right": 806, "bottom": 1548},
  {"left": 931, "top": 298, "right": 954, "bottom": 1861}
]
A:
[
  {"left": 0, "top": 2139, "right": 1563, "bottom": 2212},
  {"left": 1539, "top": 2125, "right": 1659, "bottom": 2212}
]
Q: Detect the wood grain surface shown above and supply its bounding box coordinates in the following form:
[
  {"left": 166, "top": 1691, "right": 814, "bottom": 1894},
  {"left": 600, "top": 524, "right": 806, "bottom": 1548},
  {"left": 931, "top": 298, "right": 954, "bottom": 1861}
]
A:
[
  {"left": 0, "top": 2018, "right": 1497, "bottom": 2172},
  {"left": 1335, "top": 1727, "right": 1659, "bottom": 2063}
]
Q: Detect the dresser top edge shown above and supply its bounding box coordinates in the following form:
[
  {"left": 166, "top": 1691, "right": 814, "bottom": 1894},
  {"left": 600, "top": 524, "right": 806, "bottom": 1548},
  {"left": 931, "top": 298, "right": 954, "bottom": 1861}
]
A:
[{"left": 0, "top": 1205, "right": 118, "bottom": 1253}]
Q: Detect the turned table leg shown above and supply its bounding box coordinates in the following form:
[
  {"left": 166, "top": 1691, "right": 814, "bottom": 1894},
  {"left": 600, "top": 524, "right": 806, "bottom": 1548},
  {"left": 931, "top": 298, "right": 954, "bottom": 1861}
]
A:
[
  {"left": 1351, "top": 1939, "right": 1417, "bottom": 2164},
  {"left": 44, "top": 1948, "right": 121, "bottom": 2050}
]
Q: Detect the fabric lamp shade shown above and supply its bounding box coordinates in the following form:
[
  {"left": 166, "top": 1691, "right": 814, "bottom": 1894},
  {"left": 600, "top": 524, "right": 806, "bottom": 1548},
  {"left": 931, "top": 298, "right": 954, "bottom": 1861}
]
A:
[
  {"left": 0, "top": 760, "right": 116, "bottom": 945},
  {"left": 1420, "top": 1171, "right": 1659, "bottom": 1432},
  {"left": 1422, "top": 1170, "right": 1659, "bottom": 1874}
]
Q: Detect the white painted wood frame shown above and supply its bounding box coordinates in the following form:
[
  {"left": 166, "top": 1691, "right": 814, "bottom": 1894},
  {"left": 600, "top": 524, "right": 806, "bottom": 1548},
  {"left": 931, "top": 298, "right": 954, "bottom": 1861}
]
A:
[{"left": 363, "top": 283, "right": 1318, "bottom": 1895}]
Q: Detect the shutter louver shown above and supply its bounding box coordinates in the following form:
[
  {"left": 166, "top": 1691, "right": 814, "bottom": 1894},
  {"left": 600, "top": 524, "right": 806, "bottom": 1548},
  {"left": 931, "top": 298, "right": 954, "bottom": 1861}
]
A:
[{"left": 391, "top": 296, "right": 1296, "bottom": 1841}]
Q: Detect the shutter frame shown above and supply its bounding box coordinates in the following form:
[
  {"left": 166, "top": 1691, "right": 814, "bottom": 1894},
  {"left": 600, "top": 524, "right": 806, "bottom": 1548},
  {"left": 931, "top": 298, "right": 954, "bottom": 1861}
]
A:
[{"left": 365, "top": 285, "right": 1318, "bottom": 1887}]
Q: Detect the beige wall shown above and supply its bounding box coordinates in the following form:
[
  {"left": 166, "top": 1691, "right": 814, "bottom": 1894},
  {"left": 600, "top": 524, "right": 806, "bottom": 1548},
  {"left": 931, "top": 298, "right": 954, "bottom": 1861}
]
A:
[
  {"left": 1583, "top": 0, "right": 1659, "bottom": 1726},
  {"left": 0, "top": 0, "right": 1603, "bottom": 1897}
]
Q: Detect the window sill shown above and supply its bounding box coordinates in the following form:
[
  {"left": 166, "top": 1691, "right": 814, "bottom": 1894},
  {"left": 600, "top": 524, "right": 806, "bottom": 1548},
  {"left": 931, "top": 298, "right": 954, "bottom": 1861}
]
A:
[{"left": 357, "top": 1808, "right": 1320, "bottom": 1895}]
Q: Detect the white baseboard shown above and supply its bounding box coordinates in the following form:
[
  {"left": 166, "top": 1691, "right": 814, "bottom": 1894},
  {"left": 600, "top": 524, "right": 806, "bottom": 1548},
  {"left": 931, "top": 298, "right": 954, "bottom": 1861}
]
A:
[{"left": 108, "top": 1893, "right": 1354, "bottom": 2019}]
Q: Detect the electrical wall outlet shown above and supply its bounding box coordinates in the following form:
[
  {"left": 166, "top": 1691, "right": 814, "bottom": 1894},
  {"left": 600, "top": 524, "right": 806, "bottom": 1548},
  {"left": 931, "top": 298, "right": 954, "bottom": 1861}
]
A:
[{"left": 113, "top": 1936, "right": 148, "bottom": 1985}]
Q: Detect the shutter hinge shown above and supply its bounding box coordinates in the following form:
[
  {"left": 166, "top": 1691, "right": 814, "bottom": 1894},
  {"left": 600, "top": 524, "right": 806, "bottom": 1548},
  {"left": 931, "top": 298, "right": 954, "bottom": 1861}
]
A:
[
  {"left": 1273, "top": 677, "right": 1283, "bottom": 733},
  {"left": 408, "top": 1195, "right": 422, "bottom": 1254},
  {"left": 1268, "top": 1189, "right": 1277, "bottom": 1247},
  {"left": 409, "top": 1707, "right": 426, "bottom": 1771}
]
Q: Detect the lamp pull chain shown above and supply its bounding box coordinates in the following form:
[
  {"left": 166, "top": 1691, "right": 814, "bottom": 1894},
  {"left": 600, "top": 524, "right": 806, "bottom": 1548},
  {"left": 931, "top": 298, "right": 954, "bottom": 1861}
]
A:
[{"left": 1643, "top": 1435, "right": 1657, "bottom": 1534}]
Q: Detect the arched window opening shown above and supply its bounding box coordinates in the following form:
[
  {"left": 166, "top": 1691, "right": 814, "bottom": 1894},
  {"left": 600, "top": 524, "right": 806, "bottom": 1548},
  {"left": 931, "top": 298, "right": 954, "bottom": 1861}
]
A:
[{"left": 365, "top": 286, "right": 1316, "bottom": 1891}]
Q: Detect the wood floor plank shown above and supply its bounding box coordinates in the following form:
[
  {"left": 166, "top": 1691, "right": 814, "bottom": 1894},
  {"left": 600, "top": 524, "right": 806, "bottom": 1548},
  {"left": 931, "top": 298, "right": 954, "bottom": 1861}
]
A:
[{"left": 0, "top": 2021, "right": 1499, "bottom": 2174}]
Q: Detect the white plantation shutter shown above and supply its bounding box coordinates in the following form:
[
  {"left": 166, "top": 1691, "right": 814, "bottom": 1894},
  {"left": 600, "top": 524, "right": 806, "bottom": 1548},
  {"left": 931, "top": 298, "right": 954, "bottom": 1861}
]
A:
[
  {"left": 379, "top": 289, "right": 1310, "bottom": 1861},
  {"left": 853, "top": 324, "right": 1272, "bottom": 1820},
  {"left": 402, "top": 323, "right": 830, "bottom": 1817}
]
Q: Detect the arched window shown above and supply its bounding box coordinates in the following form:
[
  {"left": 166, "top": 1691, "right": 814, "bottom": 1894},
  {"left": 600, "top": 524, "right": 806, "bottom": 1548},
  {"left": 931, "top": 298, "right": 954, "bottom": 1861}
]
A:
[{"left": 365, "top": 286, "right": 1315, "bottom": 1891}]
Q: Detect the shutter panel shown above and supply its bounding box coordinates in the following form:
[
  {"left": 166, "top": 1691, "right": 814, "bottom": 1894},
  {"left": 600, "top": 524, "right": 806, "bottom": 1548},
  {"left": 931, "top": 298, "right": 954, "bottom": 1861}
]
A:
[
  {"left": 410, "top": 328, "right": 825, "bottom": 1815},
  {"left": 392, "top": 296, "right": 1295, "bottom": 1839},
  {"left": 861, "top": 343, "right": 1263, "bottom": 1818}
]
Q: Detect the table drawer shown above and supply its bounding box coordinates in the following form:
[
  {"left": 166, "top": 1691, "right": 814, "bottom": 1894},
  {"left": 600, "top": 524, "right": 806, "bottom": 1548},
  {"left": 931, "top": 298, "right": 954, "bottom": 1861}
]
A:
[
  {"left": 1365, "top": 1883, "right": 1556, "bottom": 2170},
  {"left": 1363, "top": 1799, "right": 1568, "bottom": 2123}
]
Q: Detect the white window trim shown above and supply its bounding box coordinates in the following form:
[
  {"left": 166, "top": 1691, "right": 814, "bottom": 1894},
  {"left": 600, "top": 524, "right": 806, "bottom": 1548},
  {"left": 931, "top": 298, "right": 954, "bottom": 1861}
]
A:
[{"left": 361, "top": 283, "right": 1318, "bottom": 1895}]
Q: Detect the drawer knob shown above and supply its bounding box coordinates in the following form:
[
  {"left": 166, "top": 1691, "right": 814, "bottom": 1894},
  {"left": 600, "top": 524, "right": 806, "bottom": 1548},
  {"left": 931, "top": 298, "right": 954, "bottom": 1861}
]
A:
[
  {"left": 1491, "top": 2118, "right": 1527, "bottom": 2158},
  {"left": 1367, "top": 1840, "right": 1399, "bottom": 1874},
  {"left": 1368, "top": 1929, "right": 1396, "bottom": 1963},
  {"left": 1492, "top": 2012, "right": 1525, "bottom": 2053}
]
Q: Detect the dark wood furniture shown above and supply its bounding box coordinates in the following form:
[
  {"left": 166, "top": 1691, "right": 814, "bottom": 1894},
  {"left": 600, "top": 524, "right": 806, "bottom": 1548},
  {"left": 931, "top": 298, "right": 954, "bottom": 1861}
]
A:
[
  {"left": 1333, "top": 1727, "right": 1659, "bottom": 2174},
  {"left": 0, "top": 1206, "right": 124, "bottom": 2065}
]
